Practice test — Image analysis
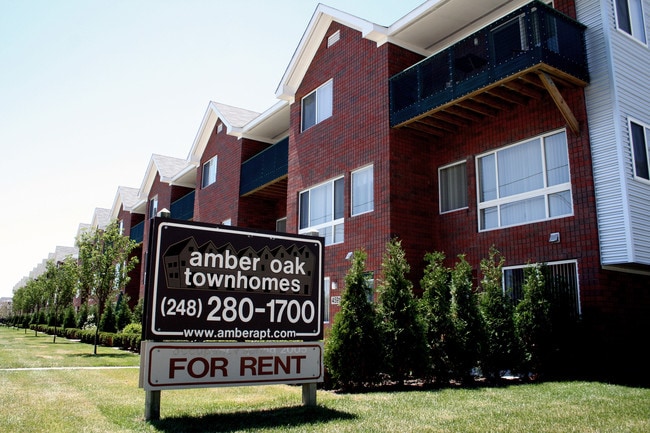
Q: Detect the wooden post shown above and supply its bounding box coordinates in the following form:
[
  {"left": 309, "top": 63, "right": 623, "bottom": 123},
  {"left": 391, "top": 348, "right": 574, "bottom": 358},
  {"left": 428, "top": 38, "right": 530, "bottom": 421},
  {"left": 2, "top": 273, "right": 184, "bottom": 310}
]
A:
[
  {"left": 145, "top": 390, "right": 161, "bottom": 421},
  {"left": 302, "top": 382, "right": 317, "bottom": 406}
]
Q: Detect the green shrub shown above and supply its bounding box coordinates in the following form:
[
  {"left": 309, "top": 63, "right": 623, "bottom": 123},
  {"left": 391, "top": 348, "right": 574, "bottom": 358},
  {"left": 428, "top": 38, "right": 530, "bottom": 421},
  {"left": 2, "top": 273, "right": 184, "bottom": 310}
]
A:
[{"left": 324, "top": 250, "right": 382, "bottom": 390}]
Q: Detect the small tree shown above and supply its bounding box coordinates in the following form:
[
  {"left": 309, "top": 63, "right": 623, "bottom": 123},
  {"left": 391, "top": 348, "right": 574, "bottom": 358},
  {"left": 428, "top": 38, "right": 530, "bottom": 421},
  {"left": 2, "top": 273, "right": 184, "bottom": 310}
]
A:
[
  {"left": 448, "top": 254, "right": 484, "bottom": 383},
  {"left": 62, "top": 306, "right": 77, "bottom": 329},
  {"left": 76, "top": 303, "right": 89, "bottom": 329},
  {"left": 514, "top": 263, "right": 553, "bottom": 379},
  {"left": 76, "top": 220, "right": 138, "bottom": 354},
  {"left": 324, "top": 250, "right": 382, "bottom": 390},
  {"left": 478, "top": 246, "right": 518, "bottom": 381},
  {"left": 419, "top": 251, "right": 453, "bottom": 384},
  {"left": 115, "top": 293, "right": 132, "bottom": 332},
  {"left": 377, "top": 238, "right": 427, "bottom": 385},
  {"left": 99, "top": 303, "right": 117, "bottom": 333}
]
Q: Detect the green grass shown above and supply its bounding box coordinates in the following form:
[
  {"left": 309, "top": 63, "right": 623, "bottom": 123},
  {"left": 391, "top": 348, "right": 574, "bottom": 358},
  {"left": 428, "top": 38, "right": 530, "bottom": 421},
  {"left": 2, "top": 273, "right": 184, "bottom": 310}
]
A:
[{"left": 1, "top": 326, "right": 649, "bottom": 433}]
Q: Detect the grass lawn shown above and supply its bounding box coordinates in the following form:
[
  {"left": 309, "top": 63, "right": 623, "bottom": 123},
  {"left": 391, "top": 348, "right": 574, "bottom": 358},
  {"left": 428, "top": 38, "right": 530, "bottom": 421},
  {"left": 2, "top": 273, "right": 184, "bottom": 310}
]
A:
[{"left": 1, "top": 326, "right": 649, "bottom": 433}]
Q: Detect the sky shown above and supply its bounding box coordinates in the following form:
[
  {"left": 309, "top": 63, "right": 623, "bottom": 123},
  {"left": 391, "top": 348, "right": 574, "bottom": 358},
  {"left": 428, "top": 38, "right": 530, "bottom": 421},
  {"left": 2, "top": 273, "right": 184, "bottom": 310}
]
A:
[{"left": 0, "top": 0, "right": 425, "bottom": 298}]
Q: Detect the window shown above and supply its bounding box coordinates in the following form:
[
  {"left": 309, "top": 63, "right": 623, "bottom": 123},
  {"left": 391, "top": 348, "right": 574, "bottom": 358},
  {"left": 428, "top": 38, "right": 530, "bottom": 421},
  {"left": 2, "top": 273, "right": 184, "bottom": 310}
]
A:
[
  {"left": 477, "top": 130, "right": 572, "bottom": 230},
  {"left": 299, "top": 177, "right": 344, "bottom": 245},
  {"left": 301, "top": 80, "right": 333, "bottom": 131},
  {"left": 630, "top": 120, "right": 650, "bottom": 180},
  {"left": 202, "top": 157, "right": 217, "bottom": 188},
  {"left": 276, "top": 217, "right": 287, "bottom": 233},
  {"left": 492, "top": 14, "right": 527, "bottom": 64},
  {"left": 439, "top": 161, "right": 468, "bottom": 213},
  {"left": 364, "top": 271, "right": 375, "bottom": 303},
  {"left": 323, "top": 277, "right": 331, "bottom": 323},
  {"left": 148, "top": 197, "right": 158, "bottom": 219},
  {"left": 615, "top": 0, "right": 646, "bottom": 43},
  {"left": 352, "top": 165, "right": 374, "bottom": 216},
  {"left": 503, "top": 260, "right": 581, "bottom": 318}
]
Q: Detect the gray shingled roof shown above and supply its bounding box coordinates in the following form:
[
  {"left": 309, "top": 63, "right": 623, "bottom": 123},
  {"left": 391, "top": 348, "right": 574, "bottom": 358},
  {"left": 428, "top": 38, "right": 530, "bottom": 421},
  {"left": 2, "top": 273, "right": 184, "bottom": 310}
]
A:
[
  {"left": 212, "top": 102, "right": 260, "bottom": 128},
  {"left": 150, "top": 154, "right": 193, "bottom": 180},
  {"left": 117, "top": 186, "right": 140, "bottom": 209}
]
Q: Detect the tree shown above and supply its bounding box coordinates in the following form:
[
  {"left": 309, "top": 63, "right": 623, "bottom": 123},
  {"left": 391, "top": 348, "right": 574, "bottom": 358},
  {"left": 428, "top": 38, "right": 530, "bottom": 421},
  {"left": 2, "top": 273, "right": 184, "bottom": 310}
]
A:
[
  {"left": 43, "top": 257, "right": 78, "bottom": 342},
  {"left": 448, "top": 254, "right": 484, "bottom": 383},
  {"left": 115, "top": 293, "right": 132, "bottom": 332},
  {"left": 478, "top": 246, "right": 518, "bottom": 381},
  {"left": 324, "top": 250, "right": 382, "bottom": 390},
  {"left": 419, "top": 251, "right": 454, "bottom": 384},
  {"left": 514, "top": 263, "right": 553, "bottom": 379},
  {"left": 76, "top": 220, "right": 138, "bottom": 354},
  {"left": 377, "top": 238, "right": 427, "bottom": 385},
  {"left": 99, "top": 302, "right": 117, "bottom": 333}
]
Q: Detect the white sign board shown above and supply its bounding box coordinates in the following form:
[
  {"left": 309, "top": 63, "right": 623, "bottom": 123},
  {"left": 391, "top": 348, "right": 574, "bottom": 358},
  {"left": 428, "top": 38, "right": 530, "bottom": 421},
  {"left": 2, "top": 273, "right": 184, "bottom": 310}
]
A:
[{"left": 140, "top": 341, "right": 323, "bottom": 390}]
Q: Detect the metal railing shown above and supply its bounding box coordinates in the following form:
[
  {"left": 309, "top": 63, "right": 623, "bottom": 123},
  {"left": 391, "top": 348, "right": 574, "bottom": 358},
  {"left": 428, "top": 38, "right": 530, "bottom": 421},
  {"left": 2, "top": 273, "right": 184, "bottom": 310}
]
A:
[
  {"left": 240, "top": 137, "right": 288, "bottom": 196},
  {"left": 389, "top": 1, "right": 588, "bottom": 127}
]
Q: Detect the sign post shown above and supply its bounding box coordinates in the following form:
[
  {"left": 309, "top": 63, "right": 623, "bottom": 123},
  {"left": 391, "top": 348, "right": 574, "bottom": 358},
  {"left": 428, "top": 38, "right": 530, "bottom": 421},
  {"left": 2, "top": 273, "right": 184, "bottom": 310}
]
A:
[{"left": 140, "top": 218, "right": 324, "bottom": 420}]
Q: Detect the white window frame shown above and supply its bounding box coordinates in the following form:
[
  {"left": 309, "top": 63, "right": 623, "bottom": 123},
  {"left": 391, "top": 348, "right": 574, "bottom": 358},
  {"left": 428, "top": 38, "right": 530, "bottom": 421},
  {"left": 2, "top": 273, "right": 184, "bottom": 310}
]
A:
[
  {"left": 202, "top": 156, "right": 217, "bottom": 188},
  {"left": 301, "top": 80, "right": 333, "bottom": 132},
  {"left": 299, "top": 176, "right": 344, "bottom": 246},
  {"left": 148, "top": 196, "right": 158, "bottom": 219},
  {"left": 323, "top": 277, "right": 331, "bottom": 323},
  {"left": 615, "top": 0, "right": 647, "bottom": 44},
  {"left": 476, "top": 129, "right": 573, "bottom": 231},
  {"left": 629, "top": 118, "right": 650, "bottom": 183},
  {"left": 439, "top": 160, "right": 468, "bottom": 214},
  {"left": 276, "top": 217, "right": 287, "bottom": 232},
  {"left": 503, "top": 259, "right": 581, "bottom": 316},
  {"left": 351, "top": 165, "right": 374, "bottom": 216}
]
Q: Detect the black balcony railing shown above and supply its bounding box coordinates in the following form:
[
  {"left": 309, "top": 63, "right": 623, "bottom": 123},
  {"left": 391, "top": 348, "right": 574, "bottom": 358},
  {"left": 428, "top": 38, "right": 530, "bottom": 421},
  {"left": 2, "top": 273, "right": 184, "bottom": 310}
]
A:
[
  {"left": 171, "top": 190, "right": 195, "bottom": 221},
  {"left": 130, "top": 221, "right": 144, "bottom": 244},
  {"left": 240, "top": 137, "right": 289, "bottom": 196},
  {"left": 389, "top": 1, "right": 588, "bottom": 127}
]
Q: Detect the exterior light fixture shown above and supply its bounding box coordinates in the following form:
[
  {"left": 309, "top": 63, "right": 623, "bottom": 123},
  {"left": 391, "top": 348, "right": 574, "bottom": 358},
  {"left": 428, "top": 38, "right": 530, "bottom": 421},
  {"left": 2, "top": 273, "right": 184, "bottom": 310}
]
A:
[{"left": 549, "top": 232, "right": 560, "bottom": 243}]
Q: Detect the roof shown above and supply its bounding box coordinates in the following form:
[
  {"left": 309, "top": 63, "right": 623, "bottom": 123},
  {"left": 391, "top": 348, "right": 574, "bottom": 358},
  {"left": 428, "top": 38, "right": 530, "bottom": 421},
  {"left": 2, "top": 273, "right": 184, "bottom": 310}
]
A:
[
  {"left": 110, "top": 186, "right": 141, "bottom": 220},
  {"left": 187, "top": 101, "right": 261, "bottom": 164},
  {"left": 137, "top": 153, "right": 196, "bottom": 203},
  {"left": 91, "top": 207, "right": 111, "bottom": 229},
  {"left": 276, "top": 0, "right": 528, "bottom": 102}
]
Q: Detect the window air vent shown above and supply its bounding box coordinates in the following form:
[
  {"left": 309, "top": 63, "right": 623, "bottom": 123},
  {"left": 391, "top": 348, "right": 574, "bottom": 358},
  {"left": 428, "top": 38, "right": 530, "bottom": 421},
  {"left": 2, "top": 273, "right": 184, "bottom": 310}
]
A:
[{"left": 327, "top": 30, "right": 340, "bottom": 47}]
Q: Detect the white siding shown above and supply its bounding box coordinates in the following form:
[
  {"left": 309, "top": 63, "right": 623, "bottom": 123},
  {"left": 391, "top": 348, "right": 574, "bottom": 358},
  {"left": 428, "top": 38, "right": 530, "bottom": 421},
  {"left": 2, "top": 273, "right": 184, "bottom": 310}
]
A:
[{"left": 577, "top": 0, "right": 650, "bottom": 266}]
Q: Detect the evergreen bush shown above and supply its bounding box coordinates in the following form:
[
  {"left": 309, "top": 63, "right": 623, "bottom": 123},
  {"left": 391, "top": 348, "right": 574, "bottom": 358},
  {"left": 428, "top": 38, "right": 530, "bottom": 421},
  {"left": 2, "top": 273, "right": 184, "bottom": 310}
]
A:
[{"left": 324, "top": 250, "right": 382, "bottom": 390}]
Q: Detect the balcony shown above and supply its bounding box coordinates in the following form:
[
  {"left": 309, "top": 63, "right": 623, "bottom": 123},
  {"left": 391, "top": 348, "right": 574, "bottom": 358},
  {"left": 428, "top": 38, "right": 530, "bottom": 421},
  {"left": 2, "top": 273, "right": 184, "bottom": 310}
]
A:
[
  {"left": 240, "top": 137, "right": 288, "bottom": 199},
  {"left": 389, "top": 1, "right": 588, "bottom": 136},
  {"left": 171, "top": 191, "right": 195, "bottom": 221},
  {"left": 130, "top": 221, "right": 144, "bottom": 244}
]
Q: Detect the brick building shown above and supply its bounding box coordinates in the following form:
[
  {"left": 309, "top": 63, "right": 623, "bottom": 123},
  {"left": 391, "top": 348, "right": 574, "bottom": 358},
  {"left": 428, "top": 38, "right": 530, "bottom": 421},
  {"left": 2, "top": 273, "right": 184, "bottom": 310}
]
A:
[{"left": 15, "top": 0, "right": 650, "bottom": 380}]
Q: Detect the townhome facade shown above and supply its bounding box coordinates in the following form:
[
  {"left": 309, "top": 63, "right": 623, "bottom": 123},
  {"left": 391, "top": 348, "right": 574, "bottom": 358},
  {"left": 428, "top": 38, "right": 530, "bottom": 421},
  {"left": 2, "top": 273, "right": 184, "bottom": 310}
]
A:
[
  {"left": 15, "top": 0, "right": 650, "bottom": 381},
  {"left": 273, "top": 0, "right": 649, "bottom": 377}
]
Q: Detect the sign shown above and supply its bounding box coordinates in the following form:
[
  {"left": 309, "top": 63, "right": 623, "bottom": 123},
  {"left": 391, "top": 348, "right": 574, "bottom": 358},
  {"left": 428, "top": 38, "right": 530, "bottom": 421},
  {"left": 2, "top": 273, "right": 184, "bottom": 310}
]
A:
[
  {"left": 143, "top": 218, "right": 324, "bottom": 341},
  {"left": 139, "top": 341, "right": 324, "bottom": 390}
]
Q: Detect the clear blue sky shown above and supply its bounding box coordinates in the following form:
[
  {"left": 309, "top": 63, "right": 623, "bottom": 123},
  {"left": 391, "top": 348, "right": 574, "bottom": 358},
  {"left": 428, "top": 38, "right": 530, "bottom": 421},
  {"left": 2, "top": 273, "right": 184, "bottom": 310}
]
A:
[{"left": 0, "top": 0, "right": 425, "bottom": 297}]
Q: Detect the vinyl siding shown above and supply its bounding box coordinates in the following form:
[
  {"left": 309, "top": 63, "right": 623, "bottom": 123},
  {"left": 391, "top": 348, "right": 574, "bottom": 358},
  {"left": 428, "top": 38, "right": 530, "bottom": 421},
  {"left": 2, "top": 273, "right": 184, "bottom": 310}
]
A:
[{"left": 577, "top": 0, "right": 650, "bottom": 266}]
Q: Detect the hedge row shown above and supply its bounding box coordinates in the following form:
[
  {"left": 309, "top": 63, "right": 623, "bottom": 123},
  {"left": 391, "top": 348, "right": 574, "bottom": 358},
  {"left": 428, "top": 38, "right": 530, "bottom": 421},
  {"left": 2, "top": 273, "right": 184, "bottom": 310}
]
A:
[{"left": 29, "top": 324, "right": 141, "bottom": 353}]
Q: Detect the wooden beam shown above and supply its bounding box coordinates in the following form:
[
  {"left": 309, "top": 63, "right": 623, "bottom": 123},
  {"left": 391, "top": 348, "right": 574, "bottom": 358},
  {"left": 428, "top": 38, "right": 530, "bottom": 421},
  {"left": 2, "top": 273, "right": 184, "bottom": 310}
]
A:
[{"left": 537, "top": 71, "right": 580, "bottom": 135}]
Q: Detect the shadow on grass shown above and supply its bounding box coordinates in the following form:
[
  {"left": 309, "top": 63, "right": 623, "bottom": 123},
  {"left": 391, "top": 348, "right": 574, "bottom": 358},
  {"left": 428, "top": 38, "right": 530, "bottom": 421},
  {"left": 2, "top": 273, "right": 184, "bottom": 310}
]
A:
[
  {"left": 69, "top": 352, "right": 137, "bottom": 359},
  {"left": 150, "top": 405, "right": 355, "bottom": 433}
]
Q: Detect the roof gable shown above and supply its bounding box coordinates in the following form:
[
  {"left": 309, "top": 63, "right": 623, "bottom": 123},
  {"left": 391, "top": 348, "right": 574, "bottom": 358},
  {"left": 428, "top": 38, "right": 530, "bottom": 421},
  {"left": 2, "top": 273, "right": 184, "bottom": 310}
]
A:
[
  {"left": 139, "top": 154, "right": 195, "bottom": 199},
  {"left": 188, "top": 101, "right": 260, "bottom": 164},
  {"left": 275, "top": 4, "right": 388, "bottom": 103},
  {"left": 110, "top": 186, "right": 141, "bottom": 221}
]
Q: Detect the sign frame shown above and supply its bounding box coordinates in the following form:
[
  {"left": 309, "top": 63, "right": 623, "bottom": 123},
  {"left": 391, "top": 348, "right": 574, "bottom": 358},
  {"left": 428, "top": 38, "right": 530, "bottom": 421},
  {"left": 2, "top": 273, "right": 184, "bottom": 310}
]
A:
[
  {"left": 142, "top": 218, "right": 324, "bottom": 341},
  {"left": 139, "top": 341, "right": 324, "bottom": 390}
]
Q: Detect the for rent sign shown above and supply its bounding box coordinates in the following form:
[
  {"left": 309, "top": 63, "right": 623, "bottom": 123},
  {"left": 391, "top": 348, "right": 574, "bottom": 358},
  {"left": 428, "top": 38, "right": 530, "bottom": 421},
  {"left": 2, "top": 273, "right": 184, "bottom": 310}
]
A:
[
  {"left": 143, "top": 219, "right": 324, "bottom": 341},
  {"left": 140, "top": 341, "right": 324, "bottom": 390}
]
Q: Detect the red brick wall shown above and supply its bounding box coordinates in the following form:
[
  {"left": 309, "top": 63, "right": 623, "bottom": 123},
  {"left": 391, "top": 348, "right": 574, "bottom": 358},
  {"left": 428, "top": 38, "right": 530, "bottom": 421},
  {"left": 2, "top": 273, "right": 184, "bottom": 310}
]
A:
[
  {"left": 287, "top": 22, "right": 427, "bottom": 320},
  {"left": 193, "top": 123, "right": 243, "bottom": 225}
]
